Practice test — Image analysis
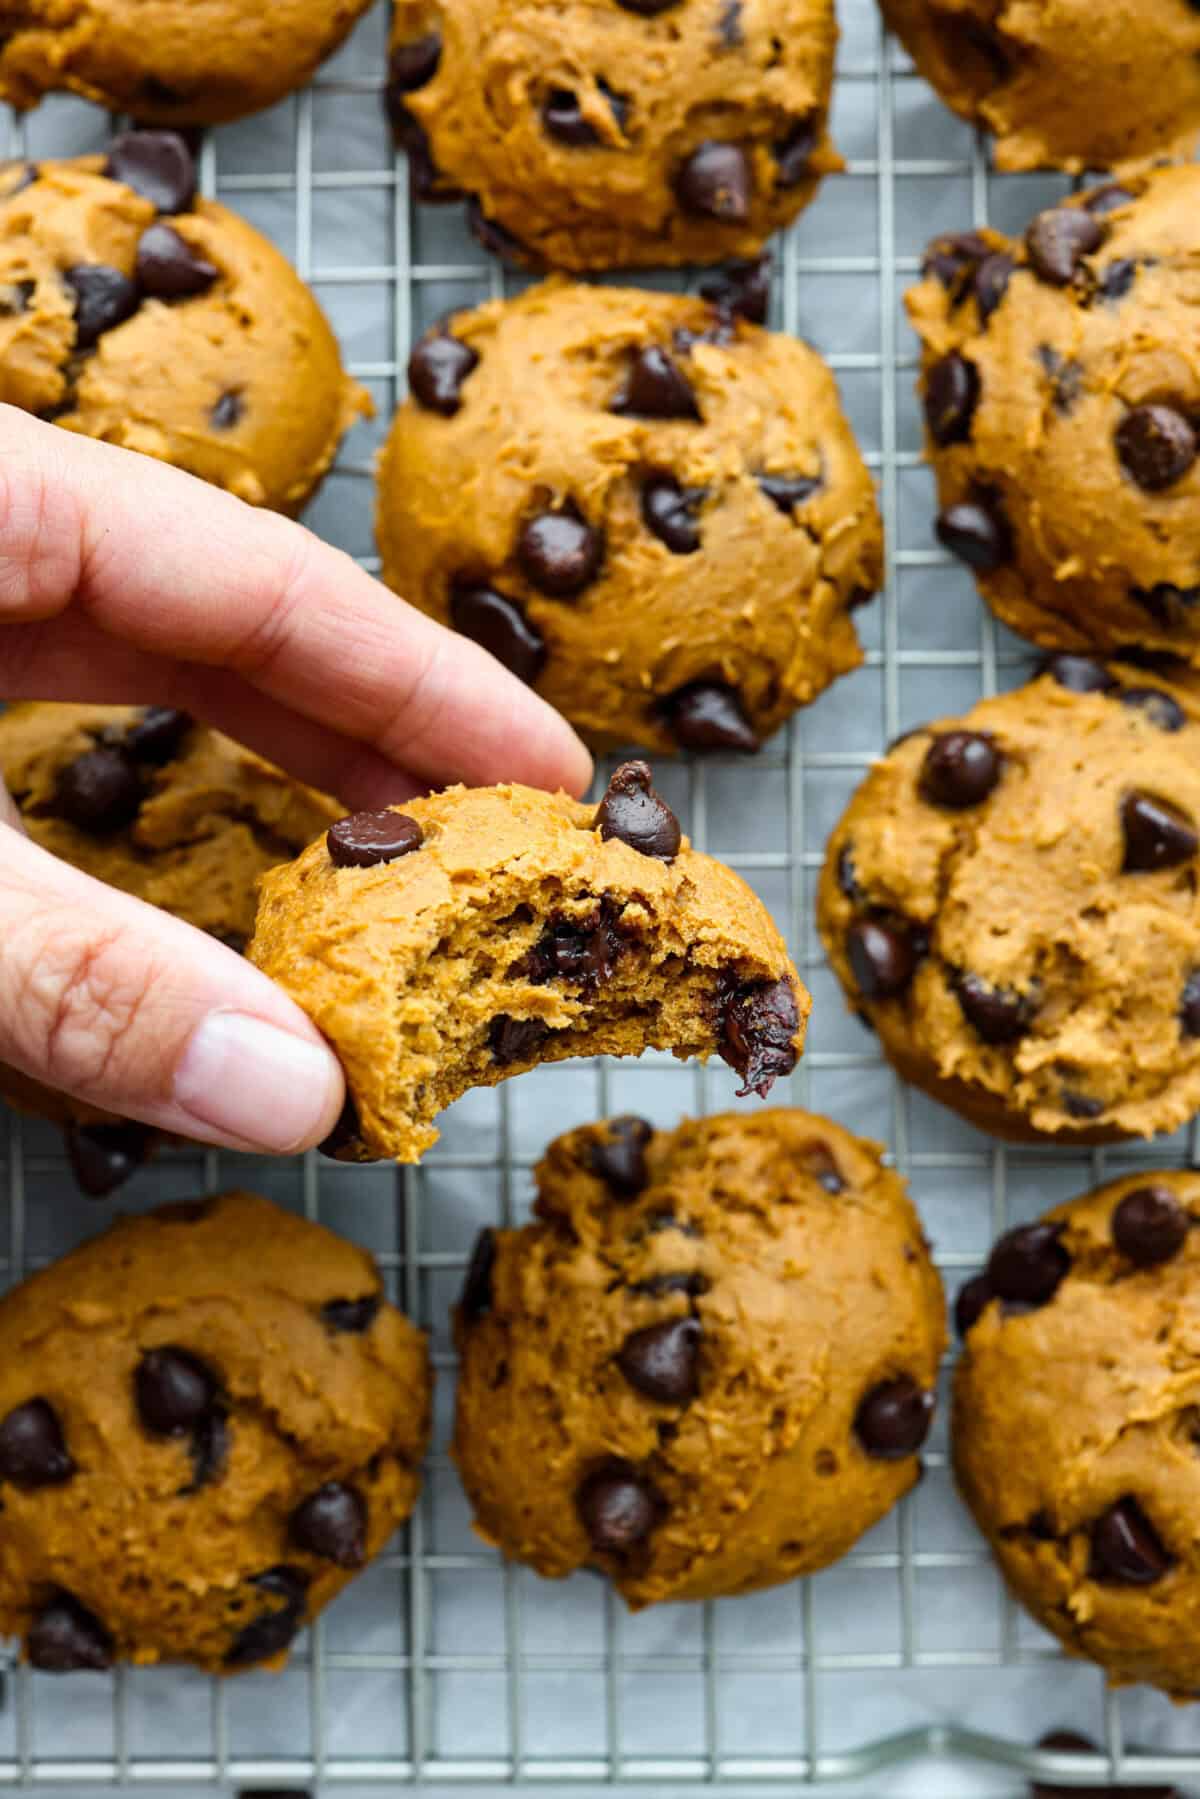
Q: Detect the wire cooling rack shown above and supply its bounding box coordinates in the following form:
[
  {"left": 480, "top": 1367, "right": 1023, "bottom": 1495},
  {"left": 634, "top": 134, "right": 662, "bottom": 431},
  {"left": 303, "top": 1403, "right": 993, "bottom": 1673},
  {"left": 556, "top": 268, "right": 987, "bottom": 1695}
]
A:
[{"left": 3, "top": 1, "right": 1200, "bottom": 1792}]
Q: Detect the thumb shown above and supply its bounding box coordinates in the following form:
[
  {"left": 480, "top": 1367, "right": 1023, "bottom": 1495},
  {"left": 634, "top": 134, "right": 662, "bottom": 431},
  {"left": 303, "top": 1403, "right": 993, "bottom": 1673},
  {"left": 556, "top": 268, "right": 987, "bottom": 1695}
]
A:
[{"left": 0, "top": 822, "right": 344, "bottom": 1153}]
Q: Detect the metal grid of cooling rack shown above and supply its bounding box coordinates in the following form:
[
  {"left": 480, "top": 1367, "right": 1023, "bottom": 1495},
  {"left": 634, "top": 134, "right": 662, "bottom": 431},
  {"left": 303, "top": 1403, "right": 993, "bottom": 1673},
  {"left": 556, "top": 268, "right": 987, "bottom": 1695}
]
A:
[{"left": 3, "top": 0, "right": 1200, "bottom": 1791}]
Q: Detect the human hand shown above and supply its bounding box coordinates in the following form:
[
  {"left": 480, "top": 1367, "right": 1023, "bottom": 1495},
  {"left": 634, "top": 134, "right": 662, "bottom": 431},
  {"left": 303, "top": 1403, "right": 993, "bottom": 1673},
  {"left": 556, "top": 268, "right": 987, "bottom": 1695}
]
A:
[{"left": 0, "top": 407, "right": 592, "bottom": 1155}]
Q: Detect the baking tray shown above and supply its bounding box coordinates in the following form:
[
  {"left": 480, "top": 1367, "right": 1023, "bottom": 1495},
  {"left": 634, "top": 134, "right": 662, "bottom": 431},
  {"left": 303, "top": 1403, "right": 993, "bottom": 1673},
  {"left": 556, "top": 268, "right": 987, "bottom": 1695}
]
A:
[{"left": 3, "top": 1, "right": 1200, "bottom": 1791}]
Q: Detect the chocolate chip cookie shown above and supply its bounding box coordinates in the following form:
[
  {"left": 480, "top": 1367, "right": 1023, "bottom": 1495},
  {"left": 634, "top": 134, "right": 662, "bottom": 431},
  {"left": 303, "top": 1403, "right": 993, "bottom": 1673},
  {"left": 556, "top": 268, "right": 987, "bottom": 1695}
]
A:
[
  {"left": 0, "top": 1190, "right": 430, "bottom": 1673},
  {"left": 817, "top": 661, "right": 1200, "bottom": 1143},
  {"left": 386, "top": 0, "right": 840, "bottom": 270},
  {"left": 0, "top": 0, "right": 374, "bottom": 125},
  {"left": 378, "top": 279, "right": 882, "bottom": 753},
  {"left": 453, "top": 1108, "right": 945, "bottom": 1606},
  {"left": 249, "top": 763, "right": 810, "bottom": 1162},
  {"left": 882, "top": 0, "right": 1200, "bottom": 174},
  {"left": 0, "top": 702, "right": 341, "bottom": 1184},
  {"left": 0, "top": 136, "right": 369, "bottom": 514},
  {"left": 954, "top": 1172, "right": 1200, "bottom": 1697},
  {"left": 909, "top": 170, "right": 1200, "bottom": 667}
]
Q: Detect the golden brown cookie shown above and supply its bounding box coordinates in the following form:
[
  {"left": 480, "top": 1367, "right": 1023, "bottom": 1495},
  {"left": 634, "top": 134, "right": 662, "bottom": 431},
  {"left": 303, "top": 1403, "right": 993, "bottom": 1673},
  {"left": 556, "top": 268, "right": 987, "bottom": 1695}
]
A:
[
  {"left": 908, "top": 171, "right": 1200, "bottom": 666},
  {"left": 385, "top": 0, "right": 840, "bottom": 270},
  {"left": 0, "top": 1190, "right": 430, "bottom": 1674},
  {"left": 453, "top": 1109, "right": 946, "bottom": 1606},
  {"left": 0, "top": 136, "right": 369, "bottom": 514},
  {"left": 0, "top": 701, "right": 341, "bottom": 1187},
  {"left": 378, "top": 279, "right": 882, "bottom": 753},
  {"left": 249, "top": 762, "right": 809, "bottom": 1162},
  {"left": 882, "top": 0, "right": 1200, "bottom": 174},
  {"left": 816, "top": 662, "right": 1200, "bottom": 1144},
  {"left": 0, "top": 1, "right": 375, "bottom": 125},
  {"left": 954, "top": 1171, "right": 1200, "bottom": 1697}
]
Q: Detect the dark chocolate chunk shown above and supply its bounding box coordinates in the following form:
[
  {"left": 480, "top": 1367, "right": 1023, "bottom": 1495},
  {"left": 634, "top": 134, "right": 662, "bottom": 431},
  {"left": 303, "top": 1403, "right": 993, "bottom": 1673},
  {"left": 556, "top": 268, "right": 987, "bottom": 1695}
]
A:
[
  {"left": 973, "top": 251, "right": 1015, "bottom": 321},
  {"left": 921, "top": 230, "right": 989, "bottom": 291},
  {"left": 1112, "top": 1186, "right": 1189, "bottom": 1267},
  {"left": 542, "top": 87, "right": 601, "bottom": 147},
  {"left": 664, "top": 680, "right": 759, "bottom": 752},
  {"left": 0, "top": 278, "right": 34, "bottom": 316},
  {"left": 802, "top": 1142, "right": 846, "bottom": 1193},
  {"left": 1133, "top": 581, "right": 1200, "bottom": 628},
  {"left": 459, "top": 1228, "right": 496, "bottom": 1321},
  {"left": 630, "top": 1270, "right": 708, "bottom": 1299},
  {"left": 919, "top": 731, "right": 1001, "bottom": 809},
  {"left": 519, "top": 901, "right": 625, "bottom": 989},
  {"left": 836, "top": 843, "right": 863, "bottom": 902},
  {"left": 318, "top": 1095, "right": 376, "bottom": 1164},
  {"left": 450, "top": 582, "right": 546, "bottom": 685},
  {"left": 1181, "top": 969, "right": 1200, "bottom": 1037},
  {"left": 104, "top": 130, "right": 196, "bottom": 213},
  {"left": 1082, "top": 183, "right": 1136, "bottom": 215},
  {"left": 614, "top": 345, "right": 700, "bottom": 419},
  {"left": 854, "top": 1376, "right": 934, "bottom": 1460},
  {"left": 182, "top": 1410, "right": 228, "bottom": 1495},
  {"left": 65, "top": 1120, "right": 153, "bottom": 1198},
  {"left": 517, "top": 505, "right": 604, "bottom": 597},
  {"left": 1062, "top": 1088, "right": 1105, "bottom": 1120},
  {"left": 718, "top": 0, "right": 743, "bottom": 45},
  {"left": 675, "top": 141, "right": 752, "bottom": 223},
  {"left": 577, "top": 1462, "right": 660, "bottom": 1552},
  {"left": 595, "top": 759, "right": 681, "bottom": 860},
  {"left": 1119, "top": 686, "right": 1186, "bottom": 732},
  {"left": 465, "top": 197, "right": 536, "bottom": 266},
  {"left": 1100, "top": 257, "right": 1138, "bottom": 303},
  {"left": 123, "top": 706, "right": 191, "bottom": 764},
  {"left": 64, "top": 265, "right": 139, "bottom": 349},
  {"left": 211, "top": 389, "right": 244, "bottom": 429},
  {"left": 641, "top": 473, "right": 706, "bottom": 554},
  {"left": 698, "top": 255, "right": 769, "bottom": 324},
  {"left": 1089, "top": 1497, "right": 1172, "bottom": 1585},
  {"left": 321, "top": 1293, "right": 382, "bottom": 1335},
  {"left": 759, "top": 471, "right": 820, "bottom": 513},
  {"left": 617, "top": 1317, "right": 701, "bottom": 1405},
  {"left": 1036, "top": 345, "right": 1083, "bottom": 414},
  {"left": 720, "top": 974, "right": 800, "bottom": 1097},
  {"left": 327, "top": 809, "right": 424, "bottom": 869},
  {"left": 589, "top": 1116, "right": 653, "bottom": 1197},
  {"left": 290, "top": 1482, "right": 367, "bottom": 1569},
  {"left": 1121, "top": 790, "right": 1198, "bottom": 873},
  {"left": 954, "top": 1273, "right": 992, "bottom": 1337},
  {"left": 936, "top": 495, "right": 1011, "bottom": 572},
  {"left": 226, "top": 1567, "right": 309, "bottom": 1667},
  {"left": 615, "top": 0, "right": 680, "bottom": 9},
  {"left": 1116, "top": 405, "right": 1197, "bottom": 492},
  {"left": 1039, "top": 653, "right": 1118, "bottom": 694},
  {"left": 135, "top": 1347, "right": 218, "bottom": 1436},
  {"left": 54, "top": 745, "right": 142, "bottom": 835},
  {"left": 1024, "top": 207, "right": 1104, "bottom": 284},
  {"left": 135, "top": 223, "right": 218, "bottom": 298},
  {"left": 955, "top": 972, "right": 1035, "bottom": 1044},
  {"left": 389, "top": 102, "right": 457, "bottom": 202},
  {"left": 924, "top": 352, "right": 980, "bottom": 447},
  {"left": 408, "top": 332, "right": 478, "bottom": 416},
  {"left": 774, "top": 116, "right": 817, "bottom": 187},
  {"left": 985, "top": 1222, "right": 1069, "bottom": 1307},
  {"left": 0, "top": 1400, "right": 74, "bottom": 1486},
  {"left": 488, "top": 1014, "right": 551, "bottom": 1065},
  {"left": 388, "top": 33, "right": 442, "bottom": 92},
  {"left": 27, "top": 1593, "right": 113, "bottom": 1673},
  {"left": 846, "top": 917, "right": 922, "bottom": 1001}
]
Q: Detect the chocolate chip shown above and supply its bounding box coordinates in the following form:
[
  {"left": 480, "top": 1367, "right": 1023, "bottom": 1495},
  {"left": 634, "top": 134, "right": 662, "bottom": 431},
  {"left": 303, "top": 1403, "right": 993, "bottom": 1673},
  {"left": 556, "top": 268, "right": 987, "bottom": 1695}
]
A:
[
  {"left": 290, "top": 1482, "right": 367, "bottom": 1569},
  {"left": 123, "top": 706, "right": 191, "bottom": 764},
  {"left": 615, "top": 0, "right": 679, "bottom": 10},
  {"left": 1100, "top": 258, "right": 1138, "bottom": 303},
  {"left": 1133, "top": 581, "right": 1200, "bottom": 627},
  {"left": 836, "top": 844, "right": 863, "bottom": 902},
  {"left": 135, "top": 1347, "right": 218, "bottom": 1435},
  {"left": 318, "top": 1095, "right": 374, "bottom": 1164},
  {"left": 321, "top": 1293, "right": 382, "bottom": 1335},
  {"left": 617, "top": 1317, "right": 701, "bottom": 1405},
  {"left": 985, "top": 1222, "right": 1069, "bottom": 1307},
  {"left": 1036, "top": 345, "right": 1083, "bottom": 415},
  {"left": 919, "top": 731, "right": 1001, "bottom": 809},
  {"left": 327, "top": 809, "right": 424, "bottom": 869},
  {"left": 27, "top": 1593, "right": 114, "bottom": 1673},
  {"left": 595, "top": 759, "right": 681, "bottom": 860},
  {"left": 846, "top": 917, "right": 922, "bottom": 1000},
  {"left": 1040, "top": 653, "right": 1118, "bottom": 694},
  {"left": 718, "top": 0, "right": 743, "bottom": 44},
  {"left": 408, "top": 332, "right": 478, "bottom": 416},
  {"left": 0, "top": 278, "right": 33, "bottom": 316},
  {"left": 387, "top": 100, "right": 451, "bottom": 199},
  {"left": 1025, "top": 207, "right": 1104, "bottom": 285},
  {"left": 922, "top": 230, "right": 989, "bottom": 290},
  {"left": 1116, "top": 405, "right": 1197, "bottom": 492},
  {"left": 488, "top": 1014, "right": 551, "bottom": 1065},
  {"left": 1181, "top": 970, "right": 1200, "bottom": 1037},
  {"left": 720, "top": 974, "right": 800, "bottom": 1097},
  {"left": 227, "top": 1566, "right": 309, "bottom": 1667},
  {"left": 664, "top": 680, "right": 759, "bottom": 752},
  {"left": 936, "top": 495, "right": 1011, "bottom": 572},
  {"left": 181, "top": 1410, "right": 228, "bottom": 1495},
  {"left": 675, "top": 141, "right": 752, "bottom": 223},
  {"left": 54, "top": 745, "right": 142, "bottom": 834},
  {"left": 0, "top": 1400, "right": 73, "bottom": 1486},
  {"left": 759, "top": 471, "right": 820, "bottom": 513},
  {"left": 520, "top": 900, "right": 625, "bottom": 988},
  {"left": 135, "top": 222, "right": 218, "bottom": 298},
  {"left": 211, "top": 389, "right": 244, "bottom": 429},
  {"left": 517, "top": 505, "right": 604, "bottom": 598},
  {"left": 577, "top": 1462, "right": 660, "bottom": 1552},
  {"left": 630, "top": 1270, "right": 708, "bottom": 1299},
  {"left": 955, "top": 1273, "right": 992, "bottom": 1337},
  {"left": 1084, "top": 183, "right": 1136, "bottom": 216},
  {"left": 460, "top": 1228, "right": 496, "bottom": 1321},
  {"left": 1121, "top": 790, "right": 1198, "bottom": 873},
  {"left": 775, "top": 116, "right": 817, "bottom": 186},
  {"left": 924, "top": 353, "right": 980, "bottom": 447},
  {"left": 955, "top": 972, "right": 1035, "bottom": 1044},
  {"left": 1062, "top": 1088, "right": 1105, "bottom": 1120},
  {"left": 65, "top": 1120, "right": 153, "bottom": 1198},
  {"left": 614, "top": 345, "right": 700, "bottom": 420},
  {"left": 802, "top": 1142, "right": 846, "bottom": 1193},
  {"left": 1119, "top": 686, "right": 1186, "bottom": 732},
  {"left": 699, "top": 255, "right": 769, "bottom": 324},
  {"left": 589, "top": 1116, "right": 653, "bottom": 1197},
  {"left": 388, "top": 33, "right": 442, "bottom": 91},
  {"left": 64, "top": 265, "right": 139, "bottom": 350},
  {"left": 641, "top": 474, "right": 706, "bottom": 555},
  {"left": 854, "top": 1377, "right": 934, "bottom": 1460},
  {"left": 973, "top": 252, "right": 1015, "bottom": 321},
  {"left": 1089, "top": 1497, "right": 1171, "bottom": 1585},
  {"left": 542, "top": 88, "right": 601, "bottom": 146},
  {"left": 105, "top": 130, "right": 196, "bottom": 213},
  {"left": 1112, "top": 1186, "right": 1189, "bottom": 1267},
  {"left": 466, "top": 197, "right": 535, "bottom": 266},
  {"left": 450, "top": 583, "right": 546, "bottom": 685}
]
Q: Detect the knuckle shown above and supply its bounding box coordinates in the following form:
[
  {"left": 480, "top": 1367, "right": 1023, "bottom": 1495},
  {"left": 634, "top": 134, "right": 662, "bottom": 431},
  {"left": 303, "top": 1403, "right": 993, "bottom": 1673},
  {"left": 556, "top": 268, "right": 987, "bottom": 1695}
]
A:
[
  {"left": 225, "top": 532, "right": 314, "bottom": 682},
  {"left": 0, "top": 431, "right": 82, "bottom": 616},
  {"left": 11, "top": 916, "right": 159, "bottom": 1096}
]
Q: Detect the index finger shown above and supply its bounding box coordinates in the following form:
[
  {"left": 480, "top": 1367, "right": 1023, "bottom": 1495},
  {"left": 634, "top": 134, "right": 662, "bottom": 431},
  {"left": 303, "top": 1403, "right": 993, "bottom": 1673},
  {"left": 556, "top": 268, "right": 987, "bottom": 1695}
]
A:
[{"left": 0, "top": 408, "right": 593, "bottom": 798}]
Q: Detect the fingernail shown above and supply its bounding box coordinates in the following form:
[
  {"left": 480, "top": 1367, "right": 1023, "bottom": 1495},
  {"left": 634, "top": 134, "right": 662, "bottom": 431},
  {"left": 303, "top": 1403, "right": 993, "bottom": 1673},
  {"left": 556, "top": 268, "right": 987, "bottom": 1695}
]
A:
[{"left": 173, "top": 1010, "right": 344, "bottom": 1153}]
